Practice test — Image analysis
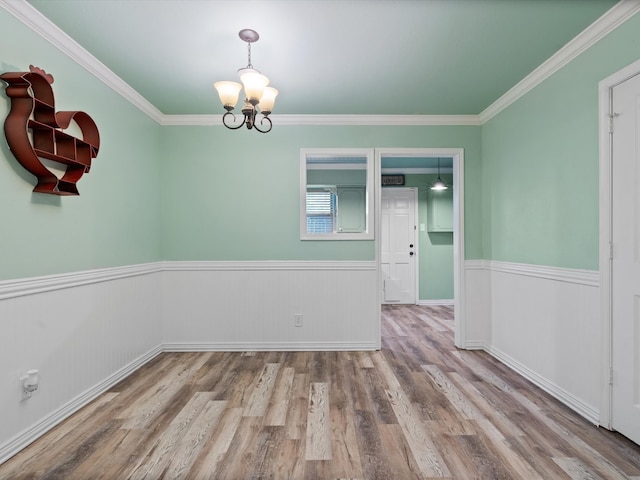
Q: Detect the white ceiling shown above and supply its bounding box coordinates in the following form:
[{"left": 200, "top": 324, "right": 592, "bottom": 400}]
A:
[{"left": 13, "top": 0, "right": 624, "bottom": 117}]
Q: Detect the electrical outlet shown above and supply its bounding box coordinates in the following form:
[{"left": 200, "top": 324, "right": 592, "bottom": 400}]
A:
[{"left": 294, "top": 314, "right": 303, "bottom": 327}]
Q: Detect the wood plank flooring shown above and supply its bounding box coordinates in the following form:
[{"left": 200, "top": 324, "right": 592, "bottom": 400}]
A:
[{"left": 1, "top": 305, "right": 640, "bottom": 479}]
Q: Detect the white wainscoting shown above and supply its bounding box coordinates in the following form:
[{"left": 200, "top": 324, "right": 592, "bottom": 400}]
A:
[
  {"left": 0, "top": 260, "right": 379, "bottom": 463},
  {"left": 161, "top": 261, "right": 379, "bottom": 351},
  {"left": 0, "top": 265, "right": 162, "bottom": 464},
  {"left": 417, "top": 299, "right": 454, "bottom": 306},
  {"left": 465, "top": 260, "right": 601, "bottom": 424},
  {"left": 463, "top": 261, "right": 492, "bottom": 349}
]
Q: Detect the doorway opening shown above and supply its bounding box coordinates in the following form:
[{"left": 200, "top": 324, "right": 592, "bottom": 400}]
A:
[{"left": 375, "top": 148, "right": 466, "bottom": 348}]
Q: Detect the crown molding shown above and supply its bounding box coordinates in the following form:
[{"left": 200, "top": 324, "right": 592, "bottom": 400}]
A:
[
  {"left": 478, "top": 0, "right": 640, "bottom": 123},
  {"left": 160, "top": 114, "right": 482, "bottom": 126},
  {"left": 0, "top": 0, "right": 165, "bottom": 124}
]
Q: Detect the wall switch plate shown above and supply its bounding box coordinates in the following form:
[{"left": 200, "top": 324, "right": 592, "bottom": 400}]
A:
[{"left": 294, "top": 314, "right": 303, "bottom": 327}]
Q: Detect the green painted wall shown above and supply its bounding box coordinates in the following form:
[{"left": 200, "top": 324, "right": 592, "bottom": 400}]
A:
[
  {"left": 159, "top": 125, "right": 482, "bottom": 261},
  {"left": 384, "top": 173, "right": 454, "bottom": 300},
  {"left": 0, "top": 9, "right": 162, "bottom": 281},
  {"left": 482, "top": 12, "right": 640, "bottom": 270}
]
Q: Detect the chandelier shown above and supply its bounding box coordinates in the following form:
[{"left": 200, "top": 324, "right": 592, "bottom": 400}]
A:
[{"left": 214, "top": 29, "right": 278, "bottom": 133}]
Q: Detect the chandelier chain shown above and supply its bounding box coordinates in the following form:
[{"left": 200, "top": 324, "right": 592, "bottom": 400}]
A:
[{"left": 246, "top": 41, "right": 253, "bottom": 69}]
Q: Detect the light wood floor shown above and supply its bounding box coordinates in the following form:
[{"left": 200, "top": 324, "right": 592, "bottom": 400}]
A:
[{"left": 1, "top": 305, "right": 639, "bottom": 479}]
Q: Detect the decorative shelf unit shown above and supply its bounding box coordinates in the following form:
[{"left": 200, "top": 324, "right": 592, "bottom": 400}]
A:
[{"left": 0, "top": 66, "right": 100, "bottom": 195}]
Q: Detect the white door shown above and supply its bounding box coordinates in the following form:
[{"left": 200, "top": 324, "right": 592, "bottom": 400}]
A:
[
  {"left": 611, "top": 71, "right": 640, "bottom": 445},
  {"left": 381, "top": 188, "right": 417, "bottom": 304}
]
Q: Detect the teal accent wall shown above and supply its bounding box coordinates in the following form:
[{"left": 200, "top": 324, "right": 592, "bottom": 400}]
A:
[
  {"left": 482, "top": 12, "right": 640, "bottom": 270},
  {"left": 159, "top": 125, "right": 482, "bottom": 261},
  {"left": 0, "top": 9, "right": 162, "bottom": 281}
]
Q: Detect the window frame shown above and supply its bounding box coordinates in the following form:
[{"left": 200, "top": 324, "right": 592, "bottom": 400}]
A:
[{"left": 300, "top": 148, "right": 375, "bottom": 241}]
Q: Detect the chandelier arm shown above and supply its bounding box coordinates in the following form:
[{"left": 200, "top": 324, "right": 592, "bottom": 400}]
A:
[
  {"left": 221, "top": 111, "right": 246, "bottom": 130},
  {"left": 252, "top": 115, "right": 273, "bottom": 134}
]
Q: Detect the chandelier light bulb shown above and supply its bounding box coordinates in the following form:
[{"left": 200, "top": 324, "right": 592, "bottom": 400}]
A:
[
  {"left": 239, "top": 69, "right": 269, "bottom": 105},
  {"left": 258, "top": 87, "right": 279, "bottom": 115},
  {"left": 214, "top": 81, "right": 242, "bottom": 110}
]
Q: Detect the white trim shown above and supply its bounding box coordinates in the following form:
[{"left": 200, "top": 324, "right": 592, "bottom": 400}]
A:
[
  {"left": 464, "top": 260, "right": 598, "bottom": 287},
  {"left": 0, "top": 345, "right": 162, "bottom": 465},
  {"left": 597, "top": 57, "right": 640, "bottom": 430},
  {"left": 269, "top": 115, "right": 482, "bottom": 126},
  {"left": 417, "top": 299, "right": 454, "bottom": 306},
  {"left": 0, "top": 263, "right": 162, "bottom": 300},
  {"left": 381, "top": 167, "right": 453, "bottom": 175},
  {"left": 489, "top": 260, "right": 599, "bottom": 287},
  {"left": 162, "top": 260, "right": 376, "bottom": 272},
  {"left": 161, "top": 114, "right": 482, "bottom": 127},
  {"left": 488, "top": 345, "right": 599, "bottom": 425},
  {"left": 0, "top": 261, "right": 376, "bottom": 301},
  {"left": 464, "top": 259, "right": 490, "bottom": 270},
  {"left": 4, "top": 0, "right": 636, "bottom": 126},
  {"left": 307, "top": 163, "right": 366, "bottom": 171},
  {"left": 479, "top": 0, "right": 640, "bottom": 123},
  {"left": 163, "top": 342, "right": 378, "bottom": 352},
  {"left": 463, "top": 341, "right": 486, "bottom": 351}
]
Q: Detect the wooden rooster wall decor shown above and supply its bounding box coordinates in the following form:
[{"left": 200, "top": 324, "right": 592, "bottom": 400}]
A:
[{"left": 0, "top": 65, "right": 100, "bottom": 195}]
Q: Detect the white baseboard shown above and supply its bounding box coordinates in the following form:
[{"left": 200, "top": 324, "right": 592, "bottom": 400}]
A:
[
  {"left": 417, "top": 299, "right": 454, "bottom": 306},
  {"left": 462, "top": 340, "right": 486, "bottom": 350},
  {"left": 0, "top": 345, "right": 162, "bottom": 465},
  {"left": 163, "top": 342, "right": 379, "bottom": 352},
  {"left": 487, "top": 346, "right": 599, "bottom": 425}
]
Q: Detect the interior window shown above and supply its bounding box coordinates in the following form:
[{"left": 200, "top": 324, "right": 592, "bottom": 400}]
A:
[{"left": 300, "top": 149, "right": 374, "bottom": 240}]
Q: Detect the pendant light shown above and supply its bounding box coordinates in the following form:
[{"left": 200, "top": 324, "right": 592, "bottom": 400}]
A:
[{"left": 430, "top": 157, "right": 448, "bottom": 191}]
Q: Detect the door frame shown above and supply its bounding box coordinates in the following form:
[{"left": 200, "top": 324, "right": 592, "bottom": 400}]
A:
[
  {"left": 598, "top": 58, "right": 640, "bottom": 429},
  {"left": 381, "top": 186, "right": 419, "bottom": 304},
  {"left": 375, "top": 148, "right": 466, "bottom": 348}
]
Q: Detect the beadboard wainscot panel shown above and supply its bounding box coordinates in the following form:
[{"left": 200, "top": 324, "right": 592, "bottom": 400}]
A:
[
  {"left": 161, "top": 261, "right": 379, "bottom": 351},
  {"left": 486, "top": 260, "right": 600, "bottom": 423},
  {"left": 463, "top": 260, "right": 492, "bottom": 349},
  {"left": 0, "top": 264, "right": 162, "bottom": 464},
  {"left": 417, "top": 299, "right": 454, "bottom": 306}
]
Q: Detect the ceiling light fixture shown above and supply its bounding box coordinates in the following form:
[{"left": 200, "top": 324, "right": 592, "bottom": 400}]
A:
[
  {"left": 431, "top": 158, "right": 448, "bottom": 191},
  {"left": 214, "top": 29, "right": 278, "bottom": 133}
]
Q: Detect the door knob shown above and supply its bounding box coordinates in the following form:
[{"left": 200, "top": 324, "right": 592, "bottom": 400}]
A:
[{"left": 409, "top": 251, "right": 414, "bottom": 256}]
